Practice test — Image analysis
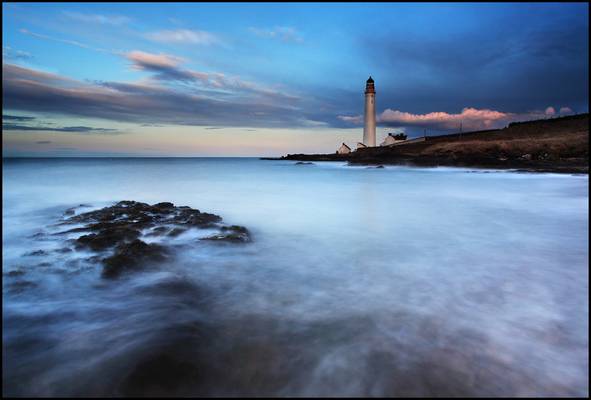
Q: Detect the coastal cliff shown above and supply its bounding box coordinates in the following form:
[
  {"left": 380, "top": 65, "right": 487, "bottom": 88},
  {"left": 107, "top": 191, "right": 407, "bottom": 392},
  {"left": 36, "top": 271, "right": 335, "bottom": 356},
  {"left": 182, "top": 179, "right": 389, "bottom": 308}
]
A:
[{"left": 266, "top": 113, "right": 589, "bottom": 173}]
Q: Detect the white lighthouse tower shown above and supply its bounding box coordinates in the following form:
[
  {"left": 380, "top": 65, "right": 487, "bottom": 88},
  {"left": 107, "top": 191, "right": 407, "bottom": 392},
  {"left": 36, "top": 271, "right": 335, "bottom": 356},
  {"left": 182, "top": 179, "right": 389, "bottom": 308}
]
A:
[{"left": 363, "top": 76, "right": 376, "bottom": 147}]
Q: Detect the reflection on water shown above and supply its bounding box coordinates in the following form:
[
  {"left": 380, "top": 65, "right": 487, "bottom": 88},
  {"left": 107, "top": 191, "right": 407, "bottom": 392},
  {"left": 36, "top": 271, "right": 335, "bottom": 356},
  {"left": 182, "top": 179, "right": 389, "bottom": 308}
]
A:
[{"left": 2, "top": 158, "right": 589, "bottom": 396}]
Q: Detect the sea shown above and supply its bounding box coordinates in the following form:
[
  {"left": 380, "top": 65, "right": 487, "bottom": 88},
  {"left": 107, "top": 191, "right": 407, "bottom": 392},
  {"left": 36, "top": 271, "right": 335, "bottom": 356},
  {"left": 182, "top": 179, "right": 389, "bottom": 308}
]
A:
[{"left": 2, "top": 158, "right": 589, "bottom": 396}]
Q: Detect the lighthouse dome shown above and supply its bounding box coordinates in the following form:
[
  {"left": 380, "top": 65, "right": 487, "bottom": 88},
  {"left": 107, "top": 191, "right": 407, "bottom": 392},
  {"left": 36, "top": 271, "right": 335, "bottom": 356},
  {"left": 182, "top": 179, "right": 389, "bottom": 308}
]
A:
[{"left": 366, "top": 76, "right": 374, "bottom": 83}]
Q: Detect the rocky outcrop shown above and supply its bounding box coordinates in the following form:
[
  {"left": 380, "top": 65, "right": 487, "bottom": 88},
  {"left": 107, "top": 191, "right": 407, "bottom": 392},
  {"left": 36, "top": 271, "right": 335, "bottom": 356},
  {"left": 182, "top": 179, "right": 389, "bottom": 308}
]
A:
[
  {"left": 52, "top": 201, "right": 251, "bottom": 278},
  {"left": 201, "top": 225, "right": 251, "bottom": 243},
  {"left": 102, "top": 239, "right": 168, "bottom": 278}
]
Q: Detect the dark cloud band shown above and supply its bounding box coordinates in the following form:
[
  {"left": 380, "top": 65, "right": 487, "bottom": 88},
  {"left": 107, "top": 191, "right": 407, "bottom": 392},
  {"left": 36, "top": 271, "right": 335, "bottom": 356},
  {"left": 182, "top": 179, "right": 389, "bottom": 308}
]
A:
[{"left": 3, "top": 122, "right": 118, "bottom": 133}]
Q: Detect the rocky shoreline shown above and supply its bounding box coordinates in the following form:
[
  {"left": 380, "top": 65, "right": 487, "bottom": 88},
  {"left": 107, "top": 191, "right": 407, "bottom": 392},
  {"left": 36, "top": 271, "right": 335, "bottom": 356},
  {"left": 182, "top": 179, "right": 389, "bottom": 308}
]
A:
[
  {"left": 263, "top": 153, "right": 588, "bottom": 174},
  {"left": 263, "top": 113, "right": 589, "bottom": 174}
]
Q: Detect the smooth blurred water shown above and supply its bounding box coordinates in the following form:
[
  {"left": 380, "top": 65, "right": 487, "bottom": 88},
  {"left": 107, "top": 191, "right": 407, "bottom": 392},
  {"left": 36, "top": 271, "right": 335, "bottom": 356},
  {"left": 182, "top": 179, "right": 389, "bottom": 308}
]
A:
[{"left": 2, "top": 158, "right": 589, "bottom": 396}]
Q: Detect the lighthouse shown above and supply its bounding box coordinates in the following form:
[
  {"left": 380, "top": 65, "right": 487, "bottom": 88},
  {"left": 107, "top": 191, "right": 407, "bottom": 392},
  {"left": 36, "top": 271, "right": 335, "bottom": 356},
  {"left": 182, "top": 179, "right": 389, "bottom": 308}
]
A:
[{"left": 363, "top": 76, "right": 376, "bottom": 147}]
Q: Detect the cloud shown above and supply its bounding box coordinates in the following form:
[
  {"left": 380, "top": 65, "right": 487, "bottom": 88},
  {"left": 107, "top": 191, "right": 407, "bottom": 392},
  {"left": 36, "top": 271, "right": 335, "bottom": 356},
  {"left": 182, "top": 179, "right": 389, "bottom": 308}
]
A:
[
  {"left": 2, "top": 63, "right": 311, "bottom": 128},
  {"left": 7, "top": 62, "right": 573, "bottom": 134},
  {"left": 14, "top": 25, "right": 302, "bottom": 113},
  {"left": 3, "top": 109, "right": 118, "bottom": 134},
  {"left": 3, "top": 114, "right": 35, "bottom": 121},
  {"left": 2, "top": 63, "right": 79, "bottom": 88},
  {"left": 339, "top": 106, "right": 568, "bottom": 131},
  {"left": 19, "top": 28, "right": 108, "bottom": 53},
  {"left": 3, "top": 123, "right": 119, "bottom": 133},
  {"left": 337, "top": 115, "right": 363, "bottom": 124},
  {"left": 559, "top": 106, "right": 573, "bottom": 114},
  {"left": 62, "top": 11, "right": 131, "bottom": 26},
  {"left": 35, "top": 141, "right": 52, "bottom": 144},
  {"left": 123, "top": 51, "right": 299, "bottom": 103},
  {"left": 124, "top": 50, "right": 207, "bottom": 83},
  {"left": 378, "top": 108, "right": 511, "bottom": 130},
  {"left": 126, "top": 51, "right": 183, "bottom": 69},
  {"left": 249, "top": 26, "right": 304, "bottom": 43},
  {"left": 3, "top": 46, "right": 32, "bottom": 60},
  {"left": 4, "top": 60, "right": 579, "bottom": 134},
  {"left": 362, "top": 7, "right": 588, "bottom": 115},
  {"left": 145, "top": 29, "right": 219, "bottom": 45},
  {"left": 20, "top": 28, "right": 89, "bottom": 49}
]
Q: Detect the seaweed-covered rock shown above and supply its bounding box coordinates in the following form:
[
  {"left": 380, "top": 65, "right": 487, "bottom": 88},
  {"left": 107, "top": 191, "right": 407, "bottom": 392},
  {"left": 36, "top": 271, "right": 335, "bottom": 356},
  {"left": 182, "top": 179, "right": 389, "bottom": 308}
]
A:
[
  {"left": 201, "top": 225, "right": 251, "bottom": 243},
  {"left": 52, "top": 201, "right": 251, "bottom": 278},
  {"left": 76, "top": 227, "right": 141, "bottom": 251},
  {"left": 102, "top": 240, "right": 168, "bottom": 278},
  {"left": 173, "top": 208, "right": 222, "bottom": 228},
  {"left": 152, "top": 202, "right": 175, "bottom": 210}
]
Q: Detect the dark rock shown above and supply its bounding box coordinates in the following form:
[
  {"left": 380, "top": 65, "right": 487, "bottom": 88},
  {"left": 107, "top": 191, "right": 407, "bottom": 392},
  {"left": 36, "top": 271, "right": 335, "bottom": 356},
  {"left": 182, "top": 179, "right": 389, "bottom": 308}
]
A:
[
  {"left": 116, "top": 200, "right": 151, "bottom": 209},
  {"left": 181, "top": 212, "right": 222, "bottom": 228},
  {"left": 167, "top": 227, "right": 187, "bottom": 237},
  {"left": 68, "top": 201, "right": 152, "bottom": 226},
  {"left": 54, "top": 201, "right": 250, "bottom": 278},
  {"left": 56, "top": 226, "right": 91, "bottom": 235},
  {"left": 147, "top": 226, "right": 170, "bottom": 236},
  {"left": 148, "top": 228, "right": 177, "bottom": 238},
  {"left": 55, "top": 247, "right": 73, "bottom": 253},
  {"left": 202, "top": 225, "right": 251, "bottom": 243},
  {"left": 102, "top": 240, "right": 167, "bottom": 278},
  {"left": 221, "top": 225, "right": 249, "bottom": 234},
  {"left": 295, "top": 161, "right": 314, "bottom": 165},
  {"left": 152, "top": 202, "right": 175, "bottom": 210},
  {"left": 76, "top": 227, "right": 141, "bottom": 251}
]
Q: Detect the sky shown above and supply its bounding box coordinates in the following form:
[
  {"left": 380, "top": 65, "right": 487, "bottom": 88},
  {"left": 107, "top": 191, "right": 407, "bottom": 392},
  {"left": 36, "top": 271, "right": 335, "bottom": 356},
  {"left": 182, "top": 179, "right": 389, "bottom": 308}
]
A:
[{"left": 2, "top": 2, "right": 589, "bottom": 157}]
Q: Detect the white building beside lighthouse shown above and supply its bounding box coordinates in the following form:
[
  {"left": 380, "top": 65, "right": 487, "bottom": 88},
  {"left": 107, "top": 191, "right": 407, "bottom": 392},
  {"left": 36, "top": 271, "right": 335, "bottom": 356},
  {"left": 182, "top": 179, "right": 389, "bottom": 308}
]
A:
[
  {"left": 363, "top": 76, "right": 376, "bottom": 147},
  {"left": 336, "top": 143, "right": 351, "bottom": 154}
]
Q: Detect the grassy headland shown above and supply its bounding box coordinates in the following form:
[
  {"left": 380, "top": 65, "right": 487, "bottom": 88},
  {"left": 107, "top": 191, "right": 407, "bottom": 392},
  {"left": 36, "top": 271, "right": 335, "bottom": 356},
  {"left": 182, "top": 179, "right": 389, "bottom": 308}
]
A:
[{"left": 267, "top": 113, "right": 589, "bottom": 173}]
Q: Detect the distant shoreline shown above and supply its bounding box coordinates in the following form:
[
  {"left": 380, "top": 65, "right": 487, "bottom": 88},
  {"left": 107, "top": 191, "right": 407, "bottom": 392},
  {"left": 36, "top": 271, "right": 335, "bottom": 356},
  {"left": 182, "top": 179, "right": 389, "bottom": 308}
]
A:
[
  {"left": 260, "top": 157, "right": 589, "bottom": 174},
  {"left": 263, "top": 113, "right": 589, "bottom": 174}
]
